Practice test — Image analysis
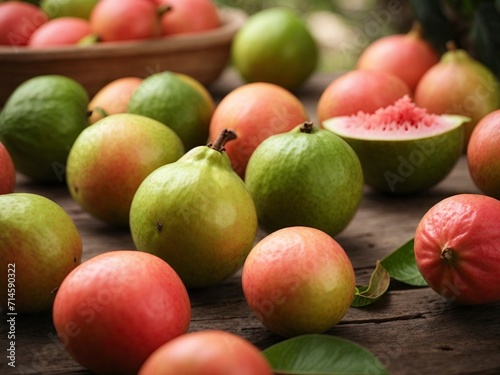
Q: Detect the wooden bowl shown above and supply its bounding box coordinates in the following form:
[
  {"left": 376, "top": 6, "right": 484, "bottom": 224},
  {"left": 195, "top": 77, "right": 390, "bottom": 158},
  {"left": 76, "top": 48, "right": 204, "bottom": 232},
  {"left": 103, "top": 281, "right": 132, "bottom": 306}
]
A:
[{"left": 0, "top": 8, "right": 247, "bottom": 106}]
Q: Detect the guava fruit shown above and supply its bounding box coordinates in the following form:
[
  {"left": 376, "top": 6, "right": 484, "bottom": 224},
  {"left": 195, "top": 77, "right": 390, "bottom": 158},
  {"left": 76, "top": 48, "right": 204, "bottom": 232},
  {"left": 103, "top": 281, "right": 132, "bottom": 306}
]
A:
[
  {"left": 356, "top": 22, "right": 439, "bottom": 92},
  {"left": 242, "top": 226, "right": 356, "bottom": 337},
  {"left": 244, "top": 121, "right": 363, "bottom": 237},
  {"left": 90, "top": 0, "right": 163, "bottom": 41},
  {"left": 0, "top": 1, "right": 48, "bottom": 46},
  {"left": 0, "top": 75, "right": 89, "bottom": 182},
  {"left": 53, "top": 250, "right": 191, "bottom": 375},
  {"left": 127, "top": 71, "right": 215, "bottom": 150},
  {"left": 0, "top": 193, "right": 82, "bottom": 313},
  {"left": 414, "top": 42, "right": 500, "bottom": 149},
  {"left": 323, "top": 96, "right": 468, "bottom": 195},
  {"left": 231, "top": 7, "right": 319, "bottom": 91},
  {"left": 28, "top": 17, "right": 91, "bottom": 47},
  {"left": 414, "top": 194, "right": 500, "bottom": 305},
  {"left": 156, "top": 0, "right": 221, "bottom": 35},
  {"left": 467, "top": 110, "right": 500, "bottom": 199},
  {"left": 138, "top": 330, "right": 273, "bottom": 375},
  {"left": 66, "top": 113, "right": 184, "bottom": 227},
  {"left": 129, "top": 130, "right": 258, "bottom": 288}
]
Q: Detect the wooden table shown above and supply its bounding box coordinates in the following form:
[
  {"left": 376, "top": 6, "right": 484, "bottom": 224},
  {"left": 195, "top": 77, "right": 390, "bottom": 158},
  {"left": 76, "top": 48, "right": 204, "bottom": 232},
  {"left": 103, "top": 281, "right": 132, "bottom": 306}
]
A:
[{"left": 2, "top": 69, "right": 499, "bottom": 375}]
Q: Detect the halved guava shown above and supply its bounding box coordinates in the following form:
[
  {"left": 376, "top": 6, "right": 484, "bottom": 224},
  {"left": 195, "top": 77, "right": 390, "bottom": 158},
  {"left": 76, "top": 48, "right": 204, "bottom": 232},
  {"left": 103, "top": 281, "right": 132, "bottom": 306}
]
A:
[{"left": 322, "top": 96, "right": 469, "bottom": 194}]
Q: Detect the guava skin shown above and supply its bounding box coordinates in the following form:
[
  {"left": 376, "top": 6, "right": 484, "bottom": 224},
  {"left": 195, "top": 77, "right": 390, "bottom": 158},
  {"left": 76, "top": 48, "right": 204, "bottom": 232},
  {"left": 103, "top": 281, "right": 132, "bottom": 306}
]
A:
[
  {"left": 0, "top": 2, "right": 48, "bottom": 46},
  {"left": 53, "top": 251, "right": 191, "bottom": 375},
  {"left": 129, "top": 140, "right": 258, "bottom": 288},
  {"left": 0, "top": 193, "right": 82, "bottom": 313},
  {"left": 242, "top": 226, "right": 356, "bottom": 338},
  {"left": 0, "top": 142, "right": 15, "bottom": 194},
  {"left": 467, "top": 110, "right": 500, "bottom": 199},
  {"left": 138, "top": 330, "right": 273, "bottom": 375},
  {"left": 156, "top": 0, "right": 221, "bottom": 35},
  {"left": 414, "top": 194, "right": 500, "bottom": 305},
  {"left": 244, "top": 123, "right": 363, "bottom": 237},
  {"left": 28, "top": 17, "right": 91, "bottom": 47}
]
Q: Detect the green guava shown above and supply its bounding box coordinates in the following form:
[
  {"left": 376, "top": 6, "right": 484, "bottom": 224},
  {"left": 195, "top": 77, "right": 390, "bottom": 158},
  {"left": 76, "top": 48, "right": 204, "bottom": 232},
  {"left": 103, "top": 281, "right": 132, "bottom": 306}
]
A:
[
  {"left": 0, "top": 75, "right": 89, "bottom": 182},
  {"left": 323, "top": 96, "right": 468, "bottom": 195},
  {"left": 129, "top": 130, "right": 258, "bottom": 288},
  {"left": 244, "top": 121, "right": 364, "bottom": 237},
  {"left": 231, "top": 7, "right": 318, "bottom": 91}
]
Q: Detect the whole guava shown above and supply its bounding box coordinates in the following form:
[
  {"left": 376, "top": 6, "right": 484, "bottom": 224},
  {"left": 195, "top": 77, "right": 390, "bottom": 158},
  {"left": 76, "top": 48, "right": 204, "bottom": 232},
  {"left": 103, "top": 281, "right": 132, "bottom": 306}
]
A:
[
  {"left": 53, "top": 250, "right": 191, "bottom": 375},
  {"left": 129, "top": 130, "right": 258, "bottom": 288},
  {"left": 231, "top": 7, "right": 318, "bottom": 91},
  {"left": 242, "top": 226, "right": 356, "bottom": 338},
  {"left": 244, "top": 121, "right": 363, "bottom": 237},
  {"left": 0, "top": 193, "right": 82, "bottom": 313},
  {"left": 414, "top": 194, "right": 500, "bottom": 305}
]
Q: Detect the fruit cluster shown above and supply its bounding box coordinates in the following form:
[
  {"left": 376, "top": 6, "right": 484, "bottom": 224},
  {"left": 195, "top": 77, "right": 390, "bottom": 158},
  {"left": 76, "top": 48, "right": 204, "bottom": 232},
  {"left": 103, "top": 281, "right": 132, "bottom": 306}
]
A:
[
  {"left": 0, "top": 0, "right": 221, "bottom": 48},
  {"left": 1, "top": 5, "right": 500, "bottom": 375}
]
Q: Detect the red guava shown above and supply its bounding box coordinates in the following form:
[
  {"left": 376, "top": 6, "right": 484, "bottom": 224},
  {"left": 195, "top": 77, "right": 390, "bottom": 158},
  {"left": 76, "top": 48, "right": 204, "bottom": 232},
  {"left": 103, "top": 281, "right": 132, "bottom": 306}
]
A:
[
  {"left": 53, "top": 250, "right": 192, "bottom": 375},
  {"left": 467, "top": 110, "right": 500, "bottom": 199},
  {"left": 88, "top": 77, "right": 143, "bottom": 124},
  {"left": 242, "top": 226, "right": 356, "bottom": 338},
  {"left": 414, "top": 194, "right": 500, "bottom": 305},
  {"left": 90, "top": 0, "right": 162, "bottom": 41},
  {"left": 0, "top": 142, "right": 15, "bottom": 194},
  {"left": 28, "top": 17, "right": 91, "bottom": 47},
  {"left": 208, "top": 82, "right": 309, "bottom": 178},
  {"left": 357, "top": 22, "right": 439, "bottom": 92},
  {"left": 138, "top": 330, "right": 273, "bottom": 375},
  {"left": 0, "top": 1, "right": 48, "bottom": 46},
  {"left": 317, "top": 69, "right": 411, "bottom": 123},
  {"left": 156, "top": 0, "right": 221, "bottom": 35}
]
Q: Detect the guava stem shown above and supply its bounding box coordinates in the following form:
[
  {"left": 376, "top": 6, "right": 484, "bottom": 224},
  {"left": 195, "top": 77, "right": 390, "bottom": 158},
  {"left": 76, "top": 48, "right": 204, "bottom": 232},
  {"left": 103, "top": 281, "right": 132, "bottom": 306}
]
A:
[
  {"left": 441, "top": 248, "right": 454, "bottom": 262},
  {"left": 446, "top": 40, "right": 457, "bottom": 52},
  {"left": 408, "top": 21, "right": 424, "bottom": 39},
  {"left": 208, "top": 129, "right": 237, "bottom": 152},
  {"left": 158, "top": 5, "right": 172, "bottom": 17},
  {"left": 299, "top": 121, "right": 314, "bottom": 134}
]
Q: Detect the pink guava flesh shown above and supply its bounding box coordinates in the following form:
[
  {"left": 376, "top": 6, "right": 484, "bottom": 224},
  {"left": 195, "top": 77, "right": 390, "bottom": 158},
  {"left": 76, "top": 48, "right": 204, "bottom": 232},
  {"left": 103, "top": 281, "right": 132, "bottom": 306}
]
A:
[{"left": 336, "top": 96, "right": 453, "bottom": 139}]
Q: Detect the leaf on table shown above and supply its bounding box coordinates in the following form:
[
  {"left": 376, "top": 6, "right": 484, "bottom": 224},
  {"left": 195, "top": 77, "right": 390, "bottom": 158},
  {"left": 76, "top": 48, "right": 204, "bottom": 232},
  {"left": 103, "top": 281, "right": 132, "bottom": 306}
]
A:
[
  {"left": 470, "top": 2, "right": 500, "bottom": 78},
  {"left": 381, "top": 238, "right": 427, "bottom": 287},
  {"left": 351, "top": 261, "right": 390, "bottom": 308},
  {"left": 263, "top": 334, "right": 389, "bottom": 375}
]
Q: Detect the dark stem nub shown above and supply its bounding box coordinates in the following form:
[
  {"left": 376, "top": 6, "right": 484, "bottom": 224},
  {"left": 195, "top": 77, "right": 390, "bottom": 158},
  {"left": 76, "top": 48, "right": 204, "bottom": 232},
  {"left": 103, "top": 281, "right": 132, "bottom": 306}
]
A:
[
  {"left": 441, "top": 248, "right": 454, "bottom": 262},
  {"left": 299, "top": 121, "right": 314, "bottom": 134},
  {"left": 208, "top": 129, "right": 237, "bottom": 152},
  {"left": 158, "top": 4, "right": 172, "bottom": 17},
  {"left": 446, "top": 40, "right": 457, "bottom": 52}
]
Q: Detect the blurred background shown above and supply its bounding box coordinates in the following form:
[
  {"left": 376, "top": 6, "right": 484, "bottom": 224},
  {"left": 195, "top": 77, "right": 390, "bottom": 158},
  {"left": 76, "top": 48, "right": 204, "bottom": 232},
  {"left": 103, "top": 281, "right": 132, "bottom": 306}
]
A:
[{"left": 214, "top": 0, "right": 500, "bottom": 77}]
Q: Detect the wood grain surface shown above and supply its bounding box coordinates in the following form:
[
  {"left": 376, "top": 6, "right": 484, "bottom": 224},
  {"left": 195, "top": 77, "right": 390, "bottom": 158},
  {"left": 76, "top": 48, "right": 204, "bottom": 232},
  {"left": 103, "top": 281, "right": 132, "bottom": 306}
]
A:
[{"left": 1, "top": 69, "right": 499, "bottom": 375}]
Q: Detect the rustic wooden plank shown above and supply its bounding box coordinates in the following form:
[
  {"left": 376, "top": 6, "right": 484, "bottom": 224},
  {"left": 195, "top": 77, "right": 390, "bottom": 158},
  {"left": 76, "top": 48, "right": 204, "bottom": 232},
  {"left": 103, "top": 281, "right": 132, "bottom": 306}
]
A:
[{"left": 2, "top": 69, "right": 499, "bottom": 375}]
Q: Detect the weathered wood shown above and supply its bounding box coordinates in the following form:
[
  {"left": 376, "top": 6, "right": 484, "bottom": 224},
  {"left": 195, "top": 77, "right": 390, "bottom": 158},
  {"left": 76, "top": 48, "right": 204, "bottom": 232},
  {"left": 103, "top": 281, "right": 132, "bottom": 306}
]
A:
[{"left": 1, "top": 69, "right": 499, "bottom": 375}]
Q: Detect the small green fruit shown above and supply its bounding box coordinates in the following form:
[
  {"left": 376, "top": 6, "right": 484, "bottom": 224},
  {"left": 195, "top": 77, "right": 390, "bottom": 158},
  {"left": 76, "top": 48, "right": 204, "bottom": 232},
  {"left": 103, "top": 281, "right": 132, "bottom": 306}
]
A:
[
  {"left": 231, "top": 7, "right": 318, "bottom": 91},
  {"left": 0, "top": 75, "right": 89, "bottom": 182},
  {"left": 130, "top": 130, "right": 258, "bottom": 288},
  {"left": 245, "top": 121, "right": 363, "bottom": 237}
]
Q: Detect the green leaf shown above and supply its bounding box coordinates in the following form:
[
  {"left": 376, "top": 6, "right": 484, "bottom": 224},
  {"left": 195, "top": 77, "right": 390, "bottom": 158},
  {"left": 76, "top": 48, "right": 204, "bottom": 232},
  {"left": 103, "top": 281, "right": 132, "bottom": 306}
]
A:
[
  {"left": 263, "top": 334, "right": 389, "bottom": 375},
  {"left": 381, "top": 239, "right": 427, "bottom": 287},
  {"left": 351, "top": 261, "right": 390, "bottom": 308}
]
